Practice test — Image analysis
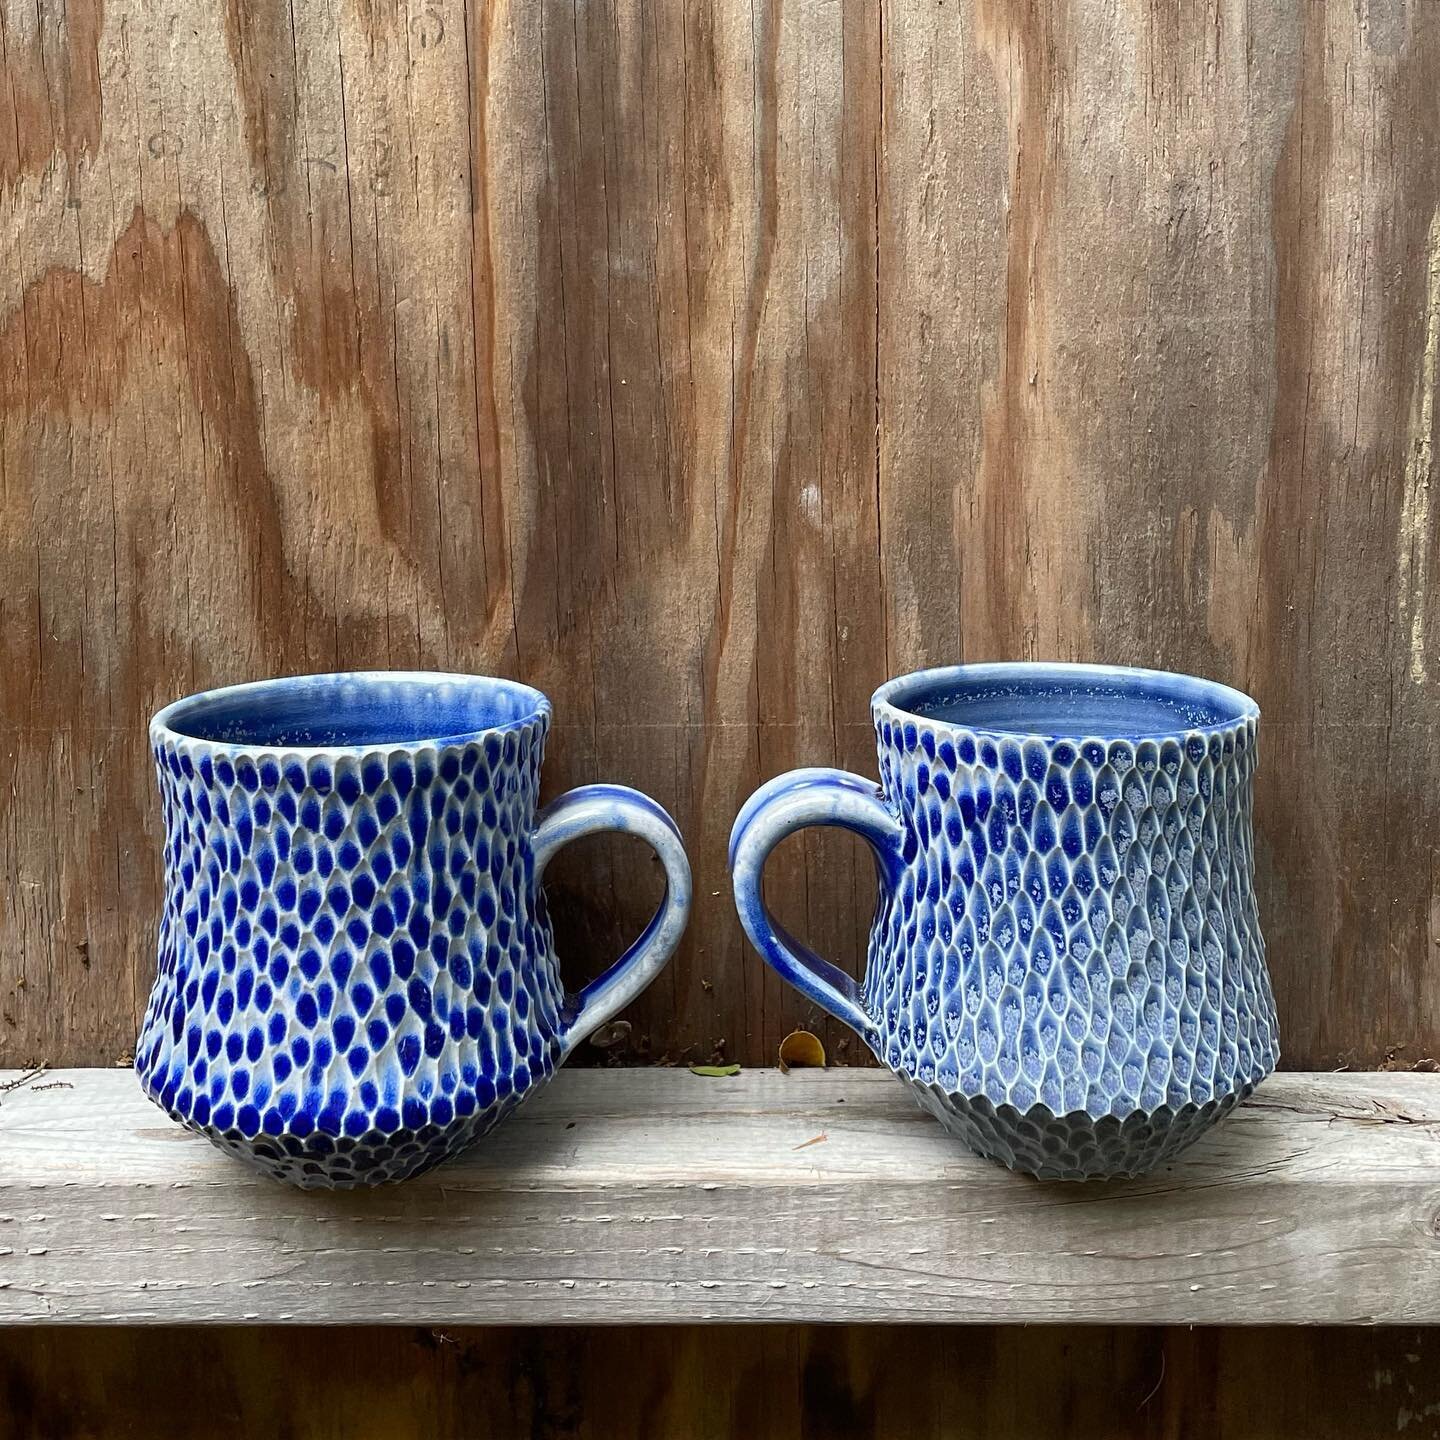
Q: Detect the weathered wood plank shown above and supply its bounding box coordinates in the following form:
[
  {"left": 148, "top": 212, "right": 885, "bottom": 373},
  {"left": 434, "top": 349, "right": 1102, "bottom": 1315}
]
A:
[
  {"left": 1, "top": 0, "right": 1437, "bottom": 1075},
  {"left": 1, "top": 1068, "right": 1437, "bottom": 1326}
]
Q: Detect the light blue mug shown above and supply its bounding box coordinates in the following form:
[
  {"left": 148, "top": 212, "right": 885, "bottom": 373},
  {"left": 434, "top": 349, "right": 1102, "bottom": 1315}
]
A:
[
  {"left": 731, "top": 662, "right": 1279, "bottom": 1178},
  {"left": 138, "top": 671, "right": 691, "bottom": 1187}
]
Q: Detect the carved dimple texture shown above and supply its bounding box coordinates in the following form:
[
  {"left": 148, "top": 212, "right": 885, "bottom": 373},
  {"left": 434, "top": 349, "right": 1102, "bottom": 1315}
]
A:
[
  {"left": 136, "top": 715, "right": 565, "bottom": 1188},
  {"left": 866, "top": 716, "right": 1279, "bottom": 1179}
]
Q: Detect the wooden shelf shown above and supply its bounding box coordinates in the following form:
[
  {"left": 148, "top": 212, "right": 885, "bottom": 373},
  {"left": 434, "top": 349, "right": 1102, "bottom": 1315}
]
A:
[{"left": 1, "top": 1067, "right": 1437, "bottom": 1326}]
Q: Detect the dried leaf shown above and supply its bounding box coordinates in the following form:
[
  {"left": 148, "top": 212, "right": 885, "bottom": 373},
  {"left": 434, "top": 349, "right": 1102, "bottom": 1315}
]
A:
[
  {"left": 778, "top": 1029, "right": 826, "bottom": 1073},
  {"left": 588, "top": 1020, "right": 632, "bottom": 1051},
  {"left": 689, "top": 1064, "right": 741, "bottom": 1077}
]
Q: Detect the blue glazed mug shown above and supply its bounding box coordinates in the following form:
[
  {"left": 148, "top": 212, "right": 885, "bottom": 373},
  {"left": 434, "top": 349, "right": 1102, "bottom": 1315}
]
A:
[
  {"left": 138, "top": 671, "right": 691, "bottom": 1187},
  {"left": 731, "top": 662, "right": 1279, "bottom": 1179}
]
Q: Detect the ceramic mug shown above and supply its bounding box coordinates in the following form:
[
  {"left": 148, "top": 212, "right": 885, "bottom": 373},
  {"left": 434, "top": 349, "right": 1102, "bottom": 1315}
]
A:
[
  {"left": 138, "top": 671, "right": 691, "bottom": 1187},
  {"left": 730, "top": 662, "right": 1279, "bottom": 1179}
]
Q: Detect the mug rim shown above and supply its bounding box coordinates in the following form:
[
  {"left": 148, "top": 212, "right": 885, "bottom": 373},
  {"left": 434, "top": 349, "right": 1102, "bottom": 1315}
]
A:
[
  {"left": 871, "top": 661, "right": 1259, "bottom": 743},
  {"left": 150, "top": 670, "right": 552, "bottom": 757}
]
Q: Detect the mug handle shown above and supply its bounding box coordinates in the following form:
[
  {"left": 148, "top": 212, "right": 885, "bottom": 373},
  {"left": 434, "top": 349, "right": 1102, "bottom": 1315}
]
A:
[
  {"left": 729, "top": 768, "right": 904, "bottom": 1045},
  {"left": 532, "top": 785, "right": 692, "bottom": 1057}
]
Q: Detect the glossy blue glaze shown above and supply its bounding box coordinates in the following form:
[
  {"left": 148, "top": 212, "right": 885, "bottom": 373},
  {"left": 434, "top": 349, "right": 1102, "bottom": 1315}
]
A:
[
  {"left": 731, "top": 662, "right": 1280, "bottom": 1180},
  {"left": 139, "top": 672, "right": 691, "bottom": 1188}
]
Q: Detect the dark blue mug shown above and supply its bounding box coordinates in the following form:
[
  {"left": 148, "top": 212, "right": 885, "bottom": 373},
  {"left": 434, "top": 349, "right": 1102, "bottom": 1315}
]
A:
[
  {"left": 731, "top": 662, "right": 1279, "bottom": 1178},
  {"left": 138, "top": 671, "right": 691, "bottom": 1187}
]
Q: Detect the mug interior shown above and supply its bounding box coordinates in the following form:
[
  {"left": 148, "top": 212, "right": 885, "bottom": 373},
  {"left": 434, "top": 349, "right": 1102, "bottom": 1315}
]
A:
[
  {"left": 876, "top": 663, "right": 1256, "bottom": 741},
  {"left": 154, "top": 672, "right": 548, "bottom": 749}
]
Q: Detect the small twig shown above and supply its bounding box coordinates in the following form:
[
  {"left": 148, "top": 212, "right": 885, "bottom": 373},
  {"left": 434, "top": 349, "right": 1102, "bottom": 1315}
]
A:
[{"left": 0, "top": 1064, "right": 48, "bottom": 1101}]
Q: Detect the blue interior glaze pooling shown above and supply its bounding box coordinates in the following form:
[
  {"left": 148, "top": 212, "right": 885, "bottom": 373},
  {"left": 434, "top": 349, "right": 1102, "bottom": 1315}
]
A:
[
  {"left": 138, "top": 671, "right": 692, "bottom": 1189},
  {"left": 731, "top": 661, "right": 1279, "bottom": 1181},
  {"left": 887, "top": 664, "right": 1257, "bottom": 741},
  {"left": 156, "top": 672, "right": 548, "bottom": 750}
]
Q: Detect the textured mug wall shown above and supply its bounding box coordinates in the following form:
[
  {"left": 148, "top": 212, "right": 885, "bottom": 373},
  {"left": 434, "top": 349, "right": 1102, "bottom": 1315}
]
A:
[{"left": 0, "top": 0, "right": 1437, "bottom": 1070}]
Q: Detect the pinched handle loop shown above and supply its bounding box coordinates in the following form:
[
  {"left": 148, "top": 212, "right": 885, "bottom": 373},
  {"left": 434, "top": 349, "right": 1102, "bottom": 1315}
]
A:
[
  {"left": 729, "top": 768, "right": 903, "bottom": 1044},
  {"left": 533, "top": 785, "right": 691, "bottom": 1057}
]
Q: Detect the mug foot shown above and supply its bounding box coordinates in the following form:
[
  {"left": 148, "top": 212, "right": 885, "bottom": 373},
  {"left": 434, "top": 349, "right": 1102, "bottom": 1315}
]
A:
[
  {"left": 897, "top": 1072, "right": 1268, "bottom": 1180},
  {"left": 140, "top": 1077, "right": 531, "bottom": 1188}
]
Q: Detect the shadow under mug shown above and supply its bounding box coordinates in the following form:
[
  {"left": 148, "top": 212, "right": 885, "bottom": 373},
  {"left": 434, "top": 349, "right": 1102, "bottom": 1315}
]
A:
[
  {"left": 137, "top": 671, "right": 691, "bottom": 1187},
  {"left": 730, "top": 662, "right": 1279, "bottom": 1179}
]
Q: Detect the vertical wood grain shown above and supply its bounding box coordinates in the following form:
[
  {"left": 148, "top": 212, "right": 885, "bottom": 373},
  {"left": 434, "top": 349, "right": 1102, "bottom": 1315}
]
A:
[
  {"left": 4, "top": 1325, "right": 1440, "bottom": 1439},
  {"left": 0, "top": 0, "right": 1436, "bottom": 1069}
]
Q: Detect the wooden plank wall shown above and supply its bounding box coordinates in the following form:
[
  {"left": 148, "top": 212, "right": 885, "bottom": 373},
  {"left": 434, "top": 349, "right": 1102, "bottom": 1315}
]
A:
[
  {"left": 3, "top": 1326, "right": 1440, "bottom": 1439},
  {"left": 1, "top": 3, "right": 1437, "bottom": 1435},
  {"left": 0, "top": 0, "right": 1438, "bottom": 1073}
]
